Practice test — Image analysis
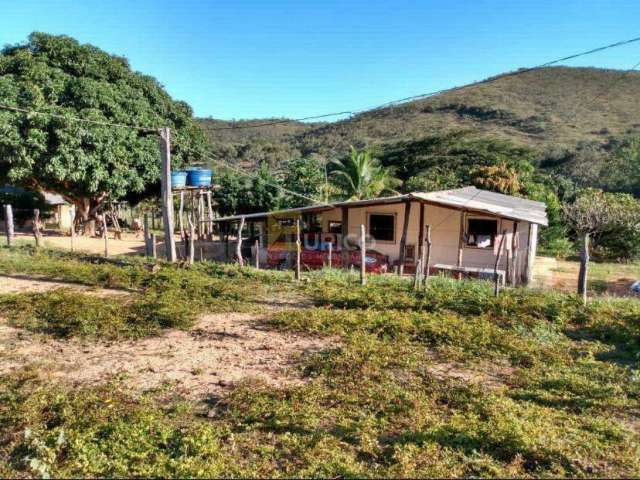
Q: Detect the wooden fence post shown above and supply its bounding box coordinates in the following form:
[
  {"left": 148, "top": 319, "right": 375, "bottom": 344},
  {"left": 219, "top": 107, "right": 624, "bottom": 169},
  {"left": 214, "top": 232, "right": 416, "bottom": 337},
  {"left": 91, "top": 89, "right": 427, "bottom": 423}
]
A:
[
  {"left": 4, "top": 205, "right": 14, "bottom": 247},
  {"left": 295, "top": 218, "right": 302, "bottom": 281},
  {"left": 102, "top": 216, "right": 109, "bottom": 258},
  {"left": 254, "top": 239, "right": 260, "bottom": 269},
  {"left": 360, "top": 224, "right": 366, "bottom": 286},
  {"left": 494, "top": 229, "right": 507, "bottom": 296},
  {"left": 151, "top": 233, "right": 157, "bottom": 259},
  {"left": 143, "top": 213, "right": 151, "bottom": 257},
  {"left": 424, "top": 225, "right": 432, "bottom": 280},
  {"left": 413, "top": 258, "right": 423, "bottom": 289},
  {"left": 578, "top": 232, "right": 589, "bottom": 305},
  {"left": 327, "top": 242, "right": 333, "bottom": 269},
  {"left": 511, "top": 222, "right": 519, "bottom": 286},
  {"left": 33, "top": 209, "right": 42, "bottom": 248},
  {"left": 70, "top": 209, "right": 76, "bottom": 252},
  {"left": 236, "top": 216, "right": 245, "bottom": 267},
  {"left": 159, "top": 127, "right": 176, "bottom": 262}
]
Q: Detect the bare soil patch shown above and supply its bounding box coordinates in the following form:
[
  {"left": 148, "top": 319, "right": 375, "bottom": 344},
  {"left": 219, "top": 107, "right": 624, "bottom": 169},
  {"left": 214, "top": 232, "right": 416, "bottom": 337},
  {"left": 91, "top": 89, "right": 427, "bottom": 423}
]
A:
[
  {"left": 426, "top": 354, "right": 514, "bottom": 390},
  {"left": 0, "top": 313, "right": 331, "bottom": 399},
  {"left": 0, "top": 274, "right": 130, "bottom": 297}
]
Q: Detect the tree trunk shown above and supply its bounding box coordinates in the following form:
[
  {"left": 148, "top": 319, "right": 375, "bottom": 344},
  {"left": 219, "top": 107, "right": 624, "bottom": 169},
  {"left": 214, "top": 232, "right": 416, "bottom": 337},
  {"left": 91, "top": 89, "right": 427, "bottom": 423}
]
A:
[
  {"left": 578, "top": 232, "right": 590, "bottom": 305},
  {"left": 74, "top": 196, "right": 110, "bottom": 237}
]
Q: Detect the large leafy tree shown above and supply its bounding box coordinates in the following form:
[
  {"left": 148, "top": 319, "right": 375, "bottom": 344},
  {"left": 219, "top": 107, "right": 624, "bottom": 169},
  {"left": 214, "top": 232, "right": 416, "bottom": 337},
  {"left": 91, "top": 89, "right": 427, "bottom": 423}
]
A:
[
  {"left": 213, "top": 163, "right": 282, "bottom": 216},
  {"left": 0, "top": 33, "right": 206, "bottom": 232},
  {"left": 280, "top": 156, "right": 330, "bottom": 207},
  {"left": 331, "top": 147, "right": 400, "bottom": 200}
]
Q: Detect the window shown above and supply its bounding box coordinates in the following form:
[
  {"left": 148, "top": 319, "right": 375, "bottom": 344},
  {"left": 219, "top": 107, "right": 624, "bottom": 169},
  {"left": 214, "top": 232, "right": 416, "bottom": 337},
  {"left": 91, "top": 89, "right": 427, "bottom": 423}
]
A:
[
  {"left": 369, "top": 213, "right": 395, "bottom": 242},
  {"left": 328, "top": 221, "right": 342, "bottom": 234},
  {"left": 466, "top": 218, "right": 498, "bottom": 248}
]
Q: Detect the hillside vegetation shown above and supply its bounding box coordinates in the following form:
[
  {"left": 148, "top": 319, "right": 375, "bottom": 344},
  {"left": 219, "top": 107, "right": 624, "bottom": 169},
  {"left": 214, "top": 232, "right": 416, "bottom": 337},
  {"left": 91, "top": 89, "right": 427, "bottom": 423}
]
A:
[
  {"left": 201, "top": 67, "right": 640, "bottom": 157},
  {"left": 199, "top": 67, "right": 640, "bottom": 198}
]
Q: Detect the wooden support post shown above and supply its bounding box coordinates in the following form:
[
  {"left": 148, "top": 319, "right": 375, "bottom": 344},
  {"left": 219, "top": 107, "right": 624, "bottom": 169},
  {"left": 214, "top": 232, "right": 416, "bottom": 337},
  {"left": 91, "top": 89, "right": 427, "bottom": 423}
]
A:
[
  {"left": 4, "top": 204, "right": 14, "bottom": 247},
  {"left": 418, "top": 224, "right": 427, "bottom": 284},
  {"left": 327, "top": 242, "right": 333, "bottom": 269},
  {"left": 151, "top": 210, "right": 156, "bottom": 230},
  {"left": 341, "top": 207, "right": 349, "bottom": 270},
  {"left": 197, "top": 193, "right": 204, "bottom": 240},
  {"left": 424, "top": 225, "right": 432, "bottom": 280},
  {"left": 207, "top": 191, "right": 214, "bottom": 240},
  {"left": 159, "top": 127, "right": 176, "bottom": 262},
  {"left": 144, "top": 213, "right": 151, "bottom": 257},
  {"left": 178, "top": 191, "right": 185, "bottom": 259},
  {"left": 151, "top": 233, "right": 157, "bottom": 259},
  {"left": 457, "top": 212, "right": 465, "bottom": 279},
  {"left": 295, "top": 218, "right": 301, "bottom": 281},
  {"left": 398, "top": 200, "right": 412, "bottom": 275},
  {"left": 254, "top": 239, "right": 260, "bottom": 269},
  {"left": 511, "top": 222, "right": 519, "bottom": 286},
  {"left": 236, "top": 216, "right": 245, "bottom": 267},
  {"left": 32, "top": 209, "right": 42, "bottom": 248},
  {"left": 418, "top": 203, "right": 425, "bottom": 258},
  {"left": 188, "top": 213, "right": 195, "bottom": 265},
  {"left": 102, "top": 216, "right": 109, "bottom": 258},
  {"left": 360, "top": 224, "right": 366, "bottom": 286},
  {"left": 494, "top": 229, "right": 507, "bottom": 296},
  {"left": 70, "top": 210, "right": 76, "bottom": 252}
]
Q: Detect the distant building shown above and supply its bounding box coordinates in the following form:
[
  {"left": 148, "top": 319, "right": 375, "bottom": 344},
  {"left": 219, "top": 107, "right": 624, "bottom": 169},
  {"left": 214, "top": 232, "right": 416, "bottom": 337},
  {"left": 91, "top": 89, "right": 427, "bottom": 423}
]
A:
[
  {"left": 41, "top": 192, "right": 75, "bottom": 230},
  {"left": 1, "top": 185, "right": 75, "bottom": 230}
]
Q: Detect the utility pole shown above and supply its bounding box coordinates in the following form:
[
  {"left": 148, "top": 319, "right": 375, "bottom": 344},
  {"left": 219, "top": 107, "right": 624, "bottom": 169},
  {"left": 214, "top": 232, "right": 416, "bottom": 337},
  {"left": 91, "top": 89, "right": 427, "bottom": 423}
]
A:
[{"left": 159, "top": 127, "right": 176, "bottom": 262}]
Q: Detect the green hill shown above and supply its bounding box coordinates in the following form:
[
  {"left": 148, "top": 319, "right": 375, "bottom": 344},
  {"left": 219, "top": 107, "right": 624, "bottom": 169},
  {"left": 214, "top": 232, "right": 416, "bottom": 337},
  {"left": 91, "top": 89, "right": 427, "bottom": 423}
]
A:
[
  {"left": 200, "top": 66, "right": 640, "bottom": 154},
  {"left": 198, "top": 66, "right": 640, "bottom": 196}
]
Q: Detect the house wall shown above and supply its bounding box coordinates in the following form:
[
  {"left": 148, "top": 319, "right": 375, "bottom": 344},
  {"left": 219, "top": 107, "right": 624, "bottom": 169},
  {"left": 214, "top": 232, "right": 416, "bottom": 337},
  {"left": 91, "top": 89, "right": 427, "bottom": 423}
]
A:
[{"left": 319, "top": 201, "right": 536, "bottom": 280}]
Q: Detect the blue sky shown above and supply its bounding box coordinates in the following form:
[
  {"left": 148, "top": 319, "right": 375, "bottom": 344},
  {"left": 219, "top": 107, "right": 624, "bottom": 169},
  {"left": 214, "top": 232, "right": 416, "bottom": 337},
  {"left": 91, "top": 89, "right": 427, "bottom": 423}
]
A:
[{"left": 2, "top": 0, "right": 640, "bottom": 120}]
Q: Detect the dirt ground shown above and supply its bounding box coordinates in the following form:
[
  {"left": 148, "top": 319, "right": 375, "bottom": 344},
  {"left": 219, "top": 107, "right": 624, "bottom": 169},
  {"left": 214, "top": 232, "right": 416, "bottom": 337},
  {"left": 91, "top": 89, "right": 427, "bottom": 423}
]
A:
[
  {"left": 0, "top": 275, "right": 130, "bottom": 297},
  {"left": 0, "top": 276, "right": 330, "bottom": 399},
  {"left": 14, "top": 230, "right": 149, "bottom": 256},
  {"left": 0, "top": 275, "right": 512, "bottom": 400},
  {"left": 0, "top": 312, "right": 329, "bottom": 399}
]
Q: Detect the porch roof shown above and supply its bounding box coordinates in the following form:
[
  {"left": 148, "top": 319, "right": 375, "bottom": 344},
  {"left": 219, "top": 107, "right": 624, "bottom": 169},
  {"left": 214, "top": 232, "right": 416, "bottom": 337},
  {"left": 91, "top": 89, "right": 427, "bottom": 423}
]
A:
[{"left": 213, "top": 186, "right": 548, "bottom": 226}]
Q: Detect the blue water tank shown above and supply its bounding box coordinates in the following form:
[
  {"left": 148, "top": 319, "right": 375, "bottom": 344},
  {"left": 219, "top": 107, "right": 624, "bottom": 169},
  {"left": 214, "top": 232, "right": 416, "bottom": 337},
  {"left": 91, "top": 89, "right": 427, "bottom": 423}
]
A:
[
  {"left": 171, "top": 171, "right": 188, "bottom": 188},
  {"left": 187, "top": 168, "right": 212, "bottom": 187}
]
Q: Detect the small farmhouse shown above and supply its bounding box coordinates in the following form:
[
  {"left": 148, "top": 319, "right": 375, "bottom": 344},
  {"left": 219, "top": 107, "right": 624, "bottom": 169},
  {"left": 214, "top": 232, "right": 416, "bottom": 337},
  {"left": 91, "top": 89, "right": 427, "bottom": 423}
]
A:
[{"left": 212, "top": 187, "right": 548, "bottom": 285}]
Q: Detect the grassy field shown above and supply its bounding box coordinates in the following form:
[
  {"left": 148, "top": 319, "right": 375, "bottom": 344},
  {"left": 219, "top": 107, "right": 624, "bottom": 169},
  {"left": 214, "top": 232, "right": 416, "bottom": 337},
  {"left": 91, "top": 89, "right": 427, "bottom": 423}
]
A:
[{"left": 0, "top": 246, "right": 638, "bottom": 477}]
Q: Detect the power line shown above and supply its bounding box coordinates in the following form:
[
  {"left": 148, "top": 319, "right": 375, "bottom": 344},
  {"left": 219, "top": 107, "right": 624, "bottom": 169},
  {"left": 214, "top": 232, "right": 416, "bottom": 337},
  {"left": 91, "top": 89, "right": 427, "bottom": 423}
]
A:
[
  {"left": 0, "top": 102, "right": 159, "bottom": 133},
  {"left": 204, "top": 111, "right": 354, "bottom": 131},
  {"left": 202, "top": 34, "right": 640, "bottom": 132},
  {"left": 1, "top": 34, "right": 638, "bottom": 135}
]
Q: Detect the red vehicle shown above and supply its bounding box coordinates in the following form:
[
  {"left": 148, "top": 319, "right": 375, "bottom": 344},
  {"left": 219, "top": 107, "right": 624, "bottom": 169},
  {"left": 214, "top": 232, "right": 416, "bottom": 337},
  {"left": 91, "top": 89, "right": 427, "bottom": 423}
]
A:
[{"left": 267, "top": 247, "right": 388, "bottom": 273}]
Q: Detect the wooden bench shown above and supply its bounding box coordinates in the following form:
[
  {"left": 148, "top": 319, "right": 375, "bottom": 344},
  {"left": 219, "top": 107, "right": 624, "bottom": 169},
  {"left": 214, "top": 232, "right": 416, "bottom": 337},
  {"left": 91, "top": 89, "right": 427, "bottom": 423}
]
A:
[{"left": 432, "top": 263, "right": 506, "bottom": 286}]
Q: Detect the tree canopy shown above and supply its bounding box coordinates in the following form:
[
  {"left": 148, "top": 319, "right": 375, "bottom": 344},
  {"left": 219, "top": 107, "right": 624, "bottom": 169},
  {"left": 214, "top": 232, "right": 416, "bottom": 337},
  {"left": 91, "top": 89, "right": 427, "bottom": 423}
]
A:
[{"left": 0, "top": 33, "right": 207, "bottom": 227}]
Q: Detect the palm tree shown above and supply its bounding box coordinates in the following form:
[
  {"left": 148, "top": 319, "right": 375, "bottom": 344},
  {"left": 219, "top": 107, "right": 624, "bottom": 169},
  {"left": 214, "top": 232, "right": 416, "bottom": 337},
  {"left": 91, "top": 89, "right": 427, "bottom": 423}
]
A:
[{"left": 331, "top": 147, "right": 400, "bottom": 200}]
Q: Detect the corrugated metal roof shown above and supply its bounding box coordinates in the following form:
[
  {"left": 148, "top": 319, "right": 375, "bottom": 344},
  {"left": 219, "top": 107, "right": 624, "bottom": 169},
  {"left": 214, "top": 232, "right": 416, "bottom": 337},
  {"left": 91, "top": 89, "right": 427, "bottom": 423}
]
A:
[
  {"left": 42, "top": 192, "right": 68, "bottom": 205},
  {"left": 414, "top": 187, "right": 548, "bottom": 226},
  {"left": 213, "top": 187, "right": 548, "bottom": 226}
]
